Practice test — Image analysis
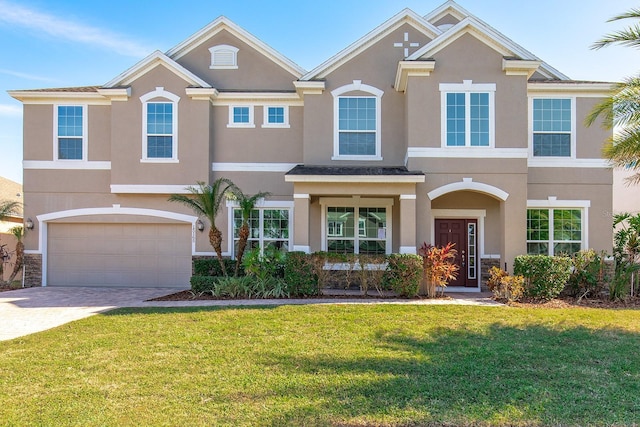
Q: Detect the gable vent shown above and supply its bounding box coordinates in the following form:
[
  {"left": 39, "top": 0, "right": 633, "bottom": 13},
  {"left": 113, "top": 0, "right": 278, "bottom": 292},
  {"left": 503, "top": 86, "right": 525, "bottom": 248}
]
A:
[{"left": 209, "top": 44, "right": 239, "bottom": 69}]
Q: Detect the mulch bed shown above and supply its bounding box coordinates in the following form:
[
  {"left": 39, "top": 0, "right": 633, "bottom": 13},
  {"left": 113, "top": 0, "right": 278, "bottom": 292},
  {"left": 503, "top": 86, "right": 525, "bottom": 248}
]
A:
[{"left": 152, "top": 289, "right": 640, "bottom": 309}]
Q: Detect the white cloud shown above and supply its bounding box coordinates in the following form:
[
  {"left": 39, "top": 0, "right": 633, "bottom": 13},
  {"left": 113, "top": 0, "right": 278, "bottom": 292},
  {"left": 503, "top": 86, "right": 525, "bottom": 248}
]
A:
[
  {"left": 0, "top": 104, "right": 22, "bottom": 117},
  {"left": 0, "top": 1, "right": 151, "bottom": 57},
  {"left": 0, "top": 68, "right": 59, "bottom": 83}
]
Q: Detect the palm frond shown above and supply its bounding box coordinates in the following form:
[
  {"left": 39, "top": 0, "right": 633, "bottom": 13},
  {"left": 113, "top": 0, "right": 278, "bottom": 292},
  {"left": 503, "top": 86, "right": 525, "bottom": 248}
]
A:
[
  {"left": 592, "top": 25, "right": 640, "bottom": 50},
  {"left": 168, "top": 179, "right": 237, "bottom": 226},
  {"left": 607, "top": 8, "right": 640, "bottom": 22},
  {"left": 0, "top": 200, "right": 21, "bottom": 221}
]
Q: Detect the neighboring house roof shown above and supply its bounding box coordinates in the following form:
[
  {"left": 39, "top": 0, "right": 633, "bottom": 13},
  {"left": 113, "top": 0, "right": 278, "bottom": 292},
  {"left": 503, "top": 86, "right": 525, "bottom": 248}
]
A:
[
  {"left": 0, "top": 176, "right": 23, "bottom": 220},
  {"left": 166, "top": 16, "right": 306, "bottom": 78}
]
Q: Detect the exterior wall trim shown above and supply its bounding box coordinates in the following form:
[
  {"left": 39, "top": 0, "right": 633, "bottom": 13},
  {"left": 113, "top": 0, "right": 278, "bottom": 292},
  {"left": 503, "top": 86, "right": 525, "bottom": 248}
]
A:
[
  {"left": 110, "top": 185, "right": 194, "bottom": 194},
  {"left": 428, "top": 178, "right": 509, "bottom": 201},
  {"left": 212, "top": 162, "right": 298, "bottom": 172},
  {"left": 407, "top": 147, "right": 528, "bottom": 159},
  {"left": 34, "top": 207, "right": 198, "bottom": 286},
  {"left": 23, "top": 161, "right": 111, "bottom": 170}
]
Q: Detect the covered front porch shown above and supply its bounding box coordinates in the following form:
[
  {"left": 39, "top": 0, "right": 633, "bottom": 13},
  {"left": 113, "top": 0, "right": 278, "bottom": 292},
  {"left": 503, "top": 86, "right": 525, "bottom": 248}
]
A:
[{"left": 285, "top": 166, "right": 425, "bottom": 255}]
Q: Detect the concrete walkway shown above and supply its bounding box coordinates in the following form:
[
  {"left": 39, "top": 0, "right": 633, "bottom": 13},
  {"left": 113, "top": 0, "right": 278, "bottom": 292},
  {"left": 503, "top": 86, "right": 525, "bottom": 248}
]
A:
[{"left": 0, "top": 287, "right": 502, "bottom": 341}]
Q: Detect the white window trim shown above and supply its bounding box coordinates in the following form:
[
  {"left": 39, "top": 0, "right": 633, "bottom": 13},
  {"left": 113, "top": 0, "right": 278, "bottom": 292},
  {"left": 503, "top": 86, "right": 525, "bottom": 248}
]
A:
[
  {"left": 527, "top": 197, "right": 590, "bottom": 255},
  {"left": 226, "top": 200, "right": 294, "bottom": 258},
  {"left": 319, "top": 197, "right": 393, "bottom": 254},
  {"left": 227, "top": 105, "right": 255, "bottom": 128},
  {"left": 528, "top": 96, "right": 577, "bottom": 164},
  {"left": 140, "top": 87, "right": 179, "bottom": 163},
  {"left": 53, "top": 104, "right": 88, "bottom": 162},
  {"left": 439, "top": 80, "right": 496, "bottom": 148},
  {"left": 261, "top": 105, "right": 290, "bottom": 128},
  {"left": 209, "top": 44, "right": 239, "bottom": 69},
  {"left": 331, "top": 80, "right": 383, "bottom": 161}
]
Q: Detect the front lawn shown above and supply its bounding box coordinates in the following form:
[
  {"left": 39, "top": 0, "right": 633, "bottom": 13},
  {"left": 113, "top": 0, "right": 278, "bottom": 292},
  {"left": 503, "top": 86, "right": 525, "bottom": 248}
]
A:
[{"left": 1, "top": 304, "right": 640, "bottom": 426}]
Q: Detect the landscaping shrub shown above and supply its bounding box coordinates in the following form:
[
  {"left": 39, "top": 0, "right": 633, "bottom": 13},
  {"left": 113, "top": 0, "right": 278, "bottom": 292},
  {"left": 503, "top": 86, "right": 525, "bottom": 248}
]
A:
[
  {"left": 193, "top": 258, "right": 240, "bottom": 276},
  {"left": 190, "top": 275, "right": 217, "bottom": 294},
  {"left": 487, "top": 266, "right": 524, "bottom": 302},
  {"left": 243, "top": 247, "right": 285, "bottom": 280},
  {"left": 513, "top": 255, "right": 572, "bottom": 301},
  {"left": 284, "top": 252, "right": 320, "bottom": 297},
  {"left": 356, "top": 254, "right": 387, "bottom": 296},
  {"left": 382, "top": 254, "right": 423, "bottom": 297},
  {"left": 191, "top": 275, "right": 290, "bottom": 299},
  {"left": 566, "top": 249, "right": 607, "bottom": 300},
  {"left": 418, "top": 242, "right": 459, "bottom": 298}
]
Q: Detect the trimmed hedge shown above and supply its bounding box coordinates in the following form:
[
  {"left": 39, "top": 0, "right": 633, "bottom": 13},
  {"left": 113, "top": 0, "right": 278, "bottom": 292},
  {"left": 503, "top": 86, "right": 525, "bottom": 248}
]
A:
[
  {"left": 284, "top": 252, "right": 319, "bottom": 297},
  {"left": 193, "top": 258, "right": 242, "bottom": 277},
  {"left": 382, "top": 254, "right": 423, "bottom": 297},
  {"left": 514, "top": 255, "right": 572, "bottom": 301}
]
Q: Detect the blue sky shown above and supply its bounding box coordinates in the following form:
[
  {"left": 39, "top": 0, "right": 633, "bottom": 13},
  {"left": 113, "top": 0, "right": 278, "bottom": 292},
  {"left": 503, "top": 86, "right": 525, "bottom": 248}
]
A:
[{"left": 1, "top": 0, "right": 639, "bottom": 184}]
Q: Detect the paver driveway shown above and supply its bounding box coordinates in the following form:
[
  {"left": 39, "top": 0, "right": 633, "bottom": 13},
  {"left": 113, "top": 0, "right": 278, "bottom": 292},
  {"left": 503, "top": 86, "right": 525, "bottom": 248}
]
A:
[{"left": 0, "top": 286, "right": 502, "bottom": 341}]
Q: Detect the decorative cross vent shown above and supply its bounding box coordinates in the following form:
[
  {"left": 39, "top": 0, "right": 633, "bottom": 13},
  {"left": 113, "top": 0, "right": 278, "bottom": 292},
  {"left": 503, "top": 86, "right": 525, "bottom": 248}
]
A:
[{"left": 393, "top": 32, "right": 420, "bottom": 57}]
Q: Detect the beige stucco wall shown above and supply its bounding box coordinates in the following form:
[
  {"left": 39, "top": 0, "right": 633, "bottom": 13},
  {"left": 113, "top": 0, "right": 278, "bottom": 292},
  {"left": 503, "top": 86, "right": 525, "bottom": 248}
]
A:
[
  {"left": 175, "top": 29, "right": 298, "bottom": 90},
  {"left": 210, "top": 105, "right": 303, "bottom": 163},
  {"left": 613, "top": 168, "right": 640, "bottom": 214},
  {"left": 302, "top": 23, "right": 433, "bottom": 166},
  {"left": 408, "top": 33, "right": 529, "bottom": 150},
  {"left": 110, "top": 65, "right": 210, "bottom": 186},
  {"left": 576, "top": 97, "right": 610, "bottom": 159}
]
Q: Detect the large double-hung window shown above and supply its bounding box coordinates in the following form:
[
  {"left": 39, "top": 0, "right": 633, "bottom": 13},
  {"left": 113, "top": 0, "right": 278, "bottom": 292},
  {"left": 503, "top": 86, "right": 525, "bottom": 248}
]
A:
[
  {"left": 231, "top": 207, "right": 291, "bottom": 256},
  {"left": 55, "top": 105, "right": 86, "bottom": 160},
  {"left": 527, "top": 207, "right": 585, "bottom": 256},
  {"left": 532, "top": 98, "right": 573, "bottom": 157},
  {"left": 332, "top": 81, "right": 383, "bottom": 160},
  {"left": 440, "top": 81, "right": 495, "bottom": 148},
  {"left": 140, "top": 87, "right": 179, "bottom": 161}
]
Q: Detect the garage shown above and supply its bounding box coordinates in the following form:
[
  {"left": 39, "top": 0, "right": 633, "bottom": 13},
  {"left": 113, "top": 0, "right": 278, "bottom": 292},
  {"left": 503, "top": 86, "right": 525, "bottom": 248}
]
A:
[{"left": 47, "top": 223, "right": 192, "bottom": 287}]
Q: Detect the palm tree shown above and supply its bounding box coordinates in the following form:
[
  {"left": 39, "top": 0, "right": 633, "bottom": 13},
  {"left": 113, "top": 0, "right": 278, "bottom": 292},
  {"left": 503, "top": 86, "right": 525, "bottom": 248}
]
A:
[
  {"left": 0, "top": 200, "right": 20, "bottom": 220},
  {"left": 169, "top": 179, "right": 235, "bottom": 276},
  {"left": 587, "top": 7, "right": 640, "bottom": 184},
  {"left": 6, "top": 226, "right": 24, "bottom": 285},
  {"left": 228, "top": 188, "right": 271, "bottom": 276}
]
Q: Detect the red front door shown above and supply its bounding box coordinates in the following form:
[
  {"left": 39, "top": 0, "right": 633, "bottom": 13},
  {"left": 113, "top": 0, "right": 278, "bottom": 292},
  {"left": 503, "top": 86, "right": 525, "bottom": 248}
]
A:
[{"left": 434, "top": 219, "right": 478, "bottom": 288}]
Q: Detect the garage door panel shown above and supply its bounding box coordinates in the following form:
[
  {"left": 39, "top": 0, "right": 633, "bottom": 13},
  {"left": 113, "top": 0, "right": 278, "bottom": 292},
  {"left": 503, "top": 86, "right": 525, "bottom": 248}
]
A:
[{"left": 48, "top": 223, "right": 191, "bottom": 287}]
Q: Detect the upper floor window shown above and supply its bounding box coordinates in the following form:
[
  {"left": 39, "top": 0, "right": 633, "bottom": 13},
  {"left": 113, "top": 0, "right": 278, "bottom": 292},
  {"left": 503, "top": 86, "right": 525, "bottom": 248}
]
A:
[
  {"left": 209, "top": 44, "right": 239, "bottom": 69},
  {"left": 262, "top": 106, "right": 290, "bottom": 128},
  {"left": 532, "top": 98, "right": 574, "bottom": 157},
  {"left": 55, "top": 105, "right": 86, "bottom": 160},
  {"left": 440, "top": 80, "right": 495, "bottom": 148},
  {"left": 140, "top": 87, "right": 179, "bottom": 162},
  {"left": 331, "top": 80, "right": 383, "bottom": 160},
  {"left": 228, "top": 105, "right": 255, "bottom": 128}
]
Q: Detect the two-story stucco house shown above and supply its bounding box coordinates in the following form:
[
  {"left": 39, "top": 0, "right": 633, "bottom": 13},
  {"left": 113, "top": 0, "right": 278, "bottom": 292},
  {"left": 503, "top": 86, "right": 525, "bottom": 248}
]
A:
[{"left": 9, "top": 1, "right": 613, "bottom": 290}]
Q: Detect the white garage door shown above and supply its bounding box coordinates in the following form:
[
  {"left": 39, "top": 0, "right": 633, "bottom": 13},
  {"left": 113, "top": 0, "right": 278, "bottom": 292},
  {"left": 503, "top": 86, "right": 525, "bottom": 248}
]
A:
[{"left": 47, "top": 223, "right": 192, "bottom": 287}]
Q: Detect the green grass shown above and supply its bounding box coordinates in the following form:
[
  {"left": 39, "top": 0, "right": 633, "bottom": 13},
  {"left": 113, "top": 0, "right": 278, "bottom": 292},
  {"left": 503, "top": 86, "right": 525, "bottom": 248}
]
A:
[{"left": 2, "top": 305, "right": 640, "bottom": 426}]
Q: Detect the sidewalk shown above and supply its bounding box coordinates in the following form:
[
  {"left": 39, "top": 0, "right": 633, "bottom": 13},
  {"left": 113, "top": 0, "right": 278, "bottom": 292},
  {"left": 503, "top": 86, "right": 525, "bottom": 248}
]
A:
[{"left": 0, "top": 286, "right": 502, "bottom": 341}]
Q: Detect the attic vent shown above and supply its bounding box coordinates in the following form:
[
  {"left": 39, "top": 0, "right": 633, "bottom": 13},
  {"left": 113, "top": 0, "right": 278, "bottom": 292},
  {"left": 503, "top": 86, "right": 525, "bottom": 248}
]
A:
[
  {"left": 437, "top": 24, "right": 454, "bottom": 31},
  {"left": 209, "top": 44, "right": 239, "bottom": 69}
]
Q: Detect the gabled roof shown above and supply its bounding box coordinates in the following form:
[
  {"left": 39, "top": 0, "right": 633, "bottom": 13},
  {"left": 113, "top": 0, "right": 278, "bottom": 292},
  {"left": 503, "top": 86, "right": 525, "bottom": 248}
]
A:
[
  {"left": 300, "top": 8, "right": 441, "bottom": 81},
  {"left": 416, "top": 1, "right": 568, "bottom": 80},
  {"left": 103, "top": 50, "right": 211, "bottom": 88},
  {"left": 165, "top": 16, "right": 305, "bottom": 78}
]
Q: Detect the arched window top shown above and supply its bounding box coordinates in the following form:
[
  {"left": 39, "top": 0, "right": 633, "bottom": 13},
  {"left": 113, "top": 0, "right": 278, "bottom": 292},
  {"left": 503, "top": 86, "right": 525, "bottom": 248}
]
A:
[
  {"left": 331, "top": 80, "right": 384, "bottom": 98},
  {"left": 209, "top": 44, "right": 239, "bottom": 69},
  {"left": 139, "top": 87, "right": 180, "bottom": 103}
]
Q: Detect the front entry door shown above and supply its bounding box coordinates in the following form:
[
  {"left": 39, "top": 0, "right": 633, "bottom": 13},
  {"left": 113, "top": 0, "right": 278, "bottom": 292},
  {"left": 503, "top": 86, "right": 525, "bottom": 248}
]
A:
[{"left": 434, "top": 219, "right": 478, "bottom": 288}]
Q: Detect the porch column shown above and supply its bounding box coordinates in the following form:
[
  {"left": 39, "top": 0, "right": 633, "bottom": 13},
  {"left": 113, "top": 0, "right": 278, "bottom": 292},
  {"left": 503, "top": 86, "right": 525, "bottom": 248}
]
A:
[
  {"left": 293, "top": 193, "right": 310, "bottom": 253},
  {"left": 500, "top": 194, "right": 527, "bottom": 274},
  {"left": 399, "top": 194, "right": 417, "bottom": 254}
]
